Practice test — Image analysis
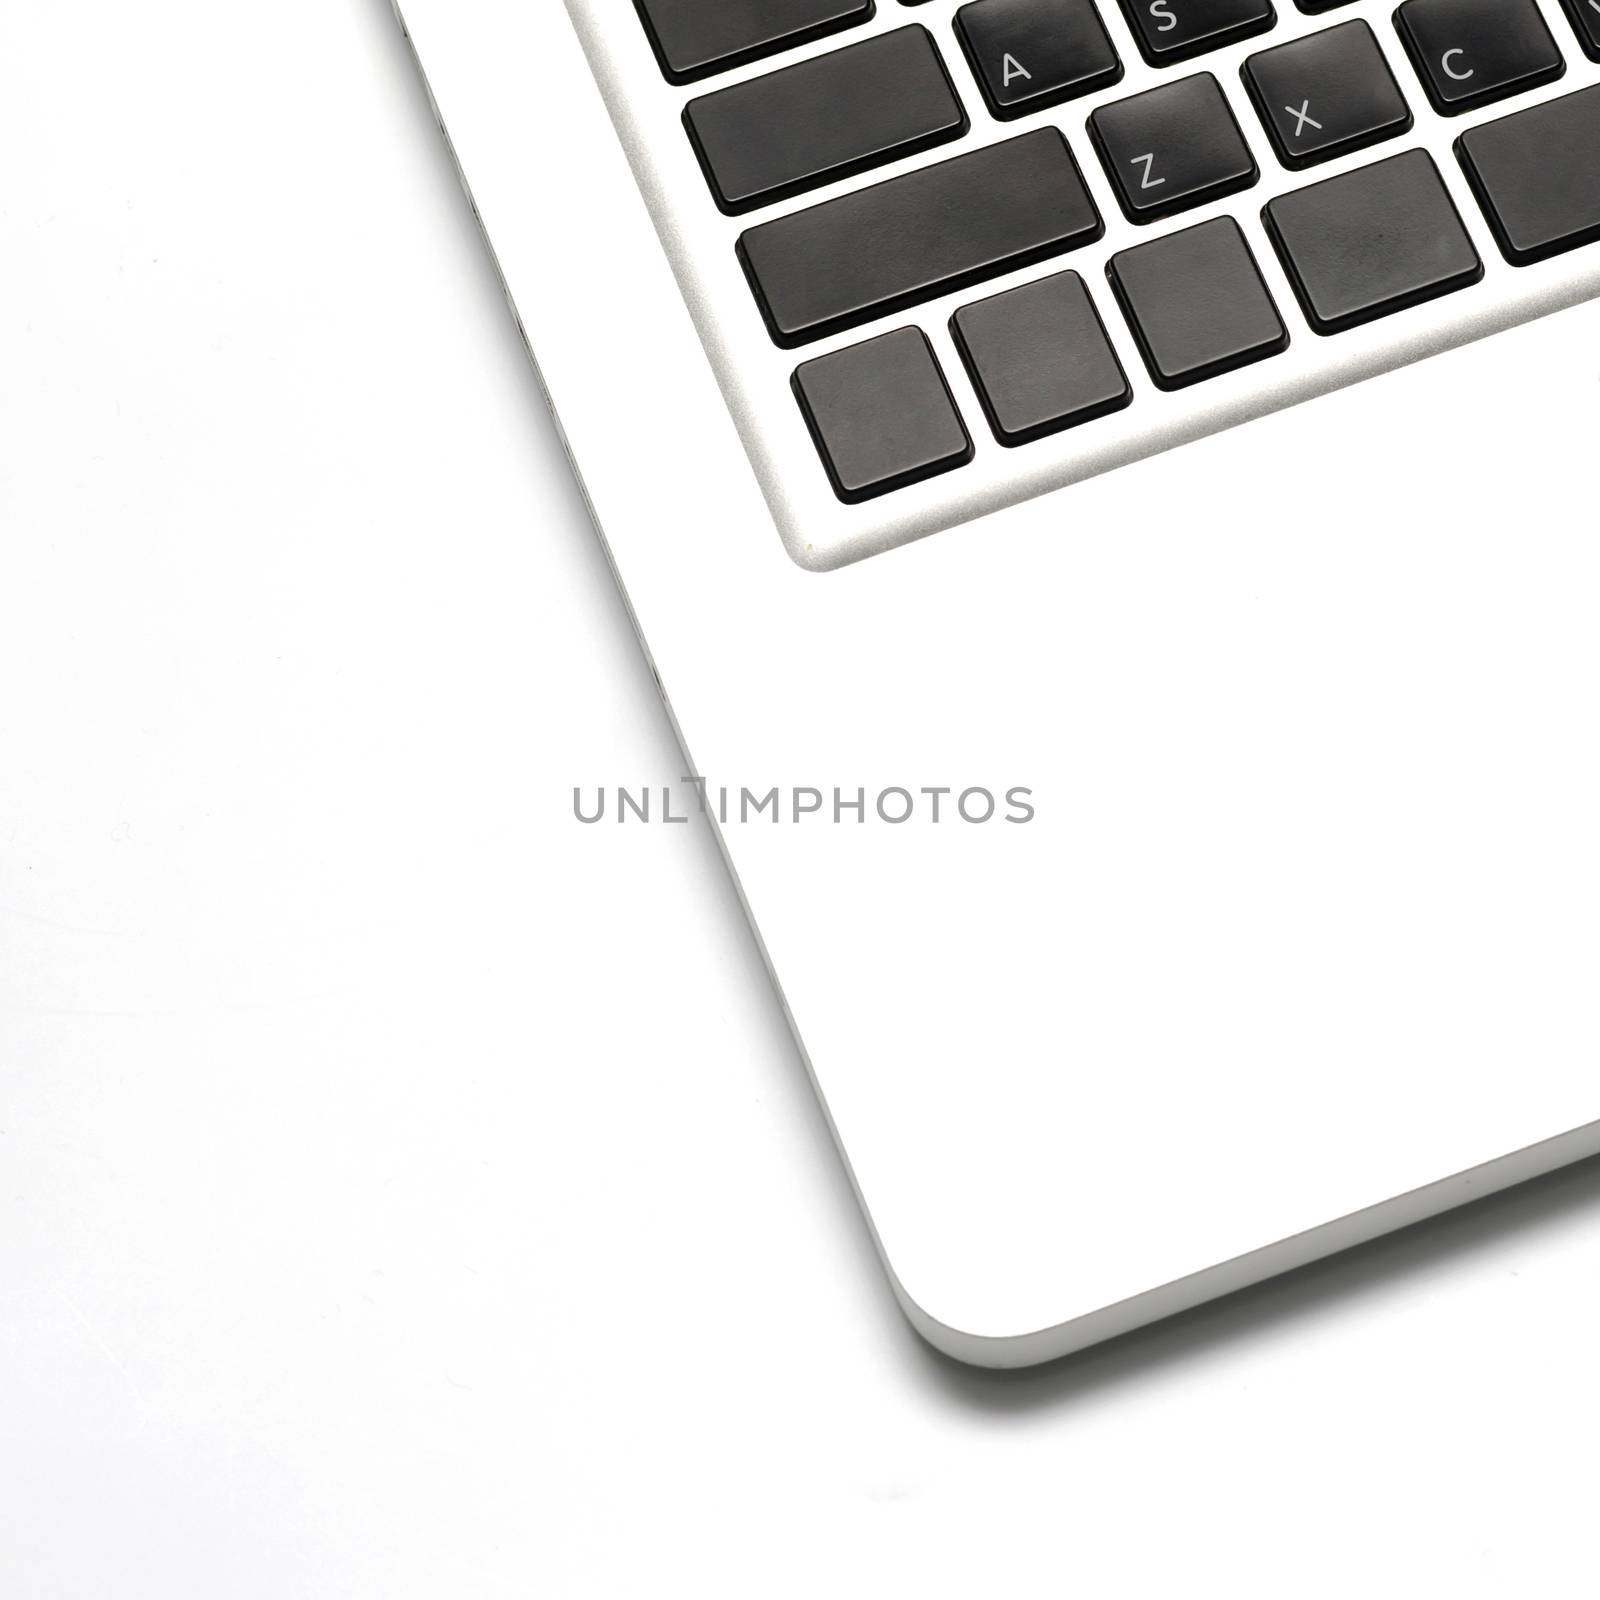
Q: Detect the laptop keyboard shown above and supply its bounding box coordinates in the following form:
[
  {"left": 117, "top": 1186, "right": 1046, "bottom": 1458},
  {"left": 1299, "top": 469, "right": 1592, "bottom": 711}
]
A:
[{"left": 570, "top": 0, "right": 1600, "bottom": 564}]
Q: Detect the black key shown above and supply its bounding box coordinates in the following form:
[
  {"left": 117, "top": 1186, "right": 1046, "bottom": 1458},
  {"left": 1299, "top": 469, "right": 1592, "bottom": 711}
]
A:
[
  {"left": 1108, "top": 217, "right": 1288, "bottom": 389},
  {"left": 1457, "top": 84, "right": 1600, "bottom": 264},
  {"left": 739, "top": 128, "right": 1104, "bottom": 346},
  {"left": 635, "top": 0, "right": 874, "bottom": 85},
  {"left": 1089, "top": 74, "right": 1257, "bottom": 224},
  {"left": 684, "top": 28, "right": 966, "bottom": 215},
  {"left": 955, "top": 0, "right": 1124, "bottom": 120},
  {"left": 793, "top": 328, "right": 973, "bottom": 502},
  {"left": 952, "top": 272, "right": 1133, "bottom": 445},
  {"left": 1264, "top": 149, "right": 1482, "bottom": 333},
  {"left": 1116, "top": 0, "right": 1275, "bottom": 67},
  {"left": 1295, "top": 0, "right": 1353, "bottom": 14},
  {"left": 1394, "top": 0, "right": 1565, "bottom": 116},
  {"left": 1243, "top": 22, "right": 1412, "bottom": 170},
  {"left": 1557, "top": 0, "right": 1600, "bottom": 60}
]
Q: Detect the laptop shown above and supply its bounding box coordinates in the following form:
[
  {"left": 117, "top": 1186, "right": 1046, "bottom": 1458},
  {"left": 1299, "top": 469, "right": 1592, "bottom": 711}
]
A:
[{"left": 392, "top": 0, "right": 1600, "bottom": 1366}]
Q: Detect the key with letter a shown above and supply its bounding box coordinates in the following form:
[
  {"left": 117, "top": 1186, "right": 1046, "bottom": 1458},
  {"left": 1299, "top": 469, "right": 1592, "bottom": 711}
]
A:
[{"left": 955, "top": 0, "right": 1123, "bottom": 119}]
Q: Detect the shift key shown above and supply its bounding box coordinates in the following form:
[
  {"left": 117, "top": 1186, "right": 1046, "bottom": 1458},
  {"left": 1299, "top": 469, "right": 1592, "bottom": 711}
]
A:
[
  {"left": 685, "top": 27, "right": 967, "bottom": 215},
  {"left": 738, "top": 129, "right": 1104, "bottom": 347}
]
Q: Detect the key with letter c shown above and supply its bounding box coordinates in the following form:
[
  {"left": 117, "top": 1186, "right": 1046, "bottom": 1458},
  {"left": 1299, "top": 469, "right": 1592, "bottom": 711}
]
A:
[{"left": 1395, "top": 0, "right": 1564, "bottom": 114}]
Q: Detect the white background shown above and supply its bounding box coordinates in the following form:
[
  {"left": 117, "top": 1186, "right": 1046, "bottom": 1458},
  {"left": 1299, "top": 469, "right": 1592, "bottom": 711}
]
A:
[{"left": 3, "top": 3, "right": 1598, "bottom": 1594}]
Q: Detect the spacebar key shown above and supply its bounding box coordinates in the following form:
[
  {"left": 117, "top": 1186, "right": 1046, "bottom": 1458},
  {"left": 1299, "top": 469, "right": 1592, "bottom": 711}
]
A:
[{"left": 738, "top": 129, "right": 1105, "bottom": 347}]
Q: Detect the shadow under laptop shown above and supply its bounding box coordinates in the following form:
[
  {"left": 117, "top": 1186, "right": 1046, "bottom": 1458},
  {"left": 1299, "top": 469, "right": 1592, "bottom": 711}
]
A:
[{"left": 906, "top": 1150, "right": 1600, "bottom": 1414}]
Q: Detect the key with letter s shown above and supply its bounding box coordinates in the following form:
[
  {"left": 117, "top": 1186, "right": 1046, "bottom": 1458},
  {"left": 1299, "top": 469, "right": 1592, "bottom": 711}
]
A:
[{"left": 1117, "top": 0, "right": 1275, "bottom": 65}]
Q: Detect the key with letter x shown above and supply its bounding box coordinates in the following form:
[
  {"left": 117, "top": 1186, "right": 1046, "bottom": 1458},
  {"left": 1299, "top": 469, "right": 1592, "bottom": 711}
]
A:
[
  {"left": 1288, "top": 101, "right": 1323, "bottom": 135},
  {"left": 1244, "top": 21, "right": 1413, "bottom": 169}
]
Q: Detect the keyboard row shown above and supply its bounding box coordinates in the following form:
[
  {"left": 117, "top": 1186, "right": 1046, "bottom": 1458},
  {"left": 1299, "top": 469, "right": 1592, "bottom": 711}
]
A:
[
  {"left": 639, "top": 0, "right": 1600, "bottom": 91},
  {"left": 741, "top": 76, "right": 1600, "bottom": 349},
  {"left": 686, "top": 0, "right": 1592, "bottom": 220},
  {"left": 793, "top": 85, "right": 1600, "bottom": 500}
]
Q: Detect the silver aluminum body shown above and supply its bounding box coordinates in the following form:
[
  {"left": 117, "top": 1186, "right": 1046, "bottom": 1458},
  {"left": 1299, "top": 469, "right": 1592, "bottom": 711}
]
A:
[{"left": 395, "top": 0, "right": 1600, "bottom": 1365}]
